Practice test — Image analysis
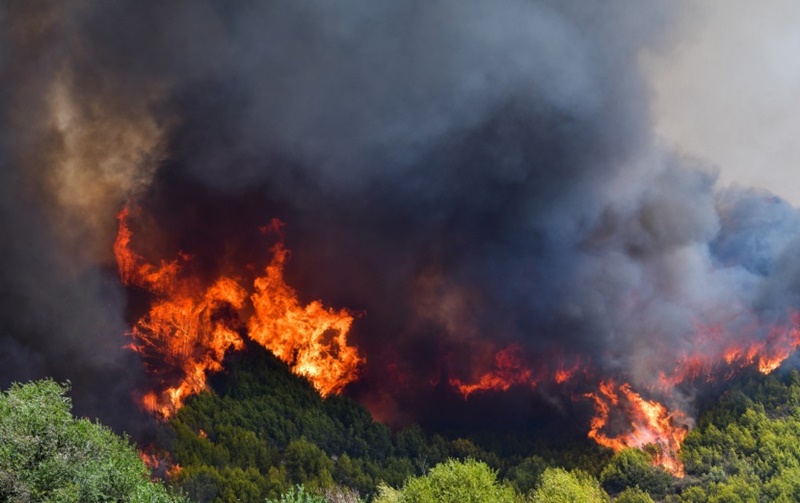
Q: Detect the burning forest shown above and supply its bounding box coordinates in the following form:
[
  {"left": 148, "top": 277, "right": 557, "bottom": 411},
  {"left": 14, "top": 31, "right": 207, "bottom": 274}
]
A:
[{"left": 3, "top": 0, "right": 800, "bottom": 501}]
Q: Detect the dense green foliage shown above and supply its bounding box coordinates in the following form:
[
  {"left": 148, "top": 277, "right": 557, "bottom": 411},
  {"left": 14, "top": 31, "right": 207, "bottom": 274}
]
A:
[
  {"left": 531, "top": 467, "right": 608, "bottom": 503},
  {"left": 373, "top": 458, "right": 517, "bottom": 503},
  {"left": 675, "top": 370, "right": 800, "bottom": 502},
  {"left": 10, "top": 351, "right": 800, "bottom": 502},
  {"left": 166, "top": 347, "right": 611, "bottom": 502},
  {"left": 0, "top": 379, "right": 185, "bottom": 503},
  {"left": 600, "top": 449, "right": 671, "bottom": 498},
  {"left": 614, "top": 487, "right": 655, "bottom": 503},
  {"left": 162, "top": 345, "right": 800, "bottom": 502}
]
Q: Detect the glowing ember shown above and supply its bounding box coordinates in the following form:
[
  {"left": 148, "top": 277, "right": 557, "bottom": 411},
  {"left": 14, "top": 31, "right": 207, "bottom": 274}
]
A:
[
  {"left": 115, "top": 207, "right": 363, "bottom": 418},
  {"left": 450, "top": 311, "right": 800, "bottom": 475},
  {"left": 450, "top": 347, "right": 585, "bottom": 398},
  {"left": 449, "top": 345, "right": 536, "bottom": 398},
  {"left": 586, "top": 379, "right": 688, "bottom": 477},
  {"left": 660, "top": 316, "right": 800, "bottom": 389},
  {"left": 138, "top": 448, "right": 182, "bottom": 480}
]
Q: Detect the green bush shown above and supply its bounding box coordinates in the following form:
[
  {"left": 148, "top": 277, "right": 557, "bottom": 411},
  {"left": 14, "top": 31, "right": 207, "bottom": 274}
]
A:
[
  {"left": 599, "top": 448, "right": 671, "bottom": 498},
  {"left": 0, "top": 379, "right": 186, "bottom": 503},
  {"left": 615, "top": 486, "right": 655, "bottom": 503},
  {"left": 374, "top": 458, "right": 517, "bottom": 503},
  {"left": 265, "top": 484, "right": 327, "bottom": 503},
  {"left": 532, "top": 467, "right": 608, "bottom": 503}
]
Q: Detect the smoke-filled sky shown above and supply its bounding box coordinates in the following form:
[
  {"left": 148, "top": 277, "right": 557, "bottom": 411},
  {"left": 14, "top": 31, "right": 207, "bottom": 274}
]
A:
[{"left": 2, "top": 0, "right": 800, "bottom": 432}]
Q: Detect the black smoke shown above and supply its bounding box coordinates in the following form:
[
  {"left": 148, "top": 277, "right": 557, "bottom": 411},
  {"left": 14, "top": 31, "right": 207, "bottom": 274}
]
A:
[{"left": 2, "top": 0, "right": 799, "bottom": 434}]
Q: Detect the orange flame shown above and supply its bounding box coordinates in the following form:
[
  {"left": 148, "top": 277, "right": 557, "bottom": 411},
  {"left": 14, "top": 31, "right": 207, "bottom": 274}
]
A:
[
  {"left": 248, "top": 239, "right": 363, "bottom": 397},
  {"left": 450, "top": 346, "right": 585, "bottom": 398},
  {"left": 115, "top": 207, "right": 363, "bottom": 418},
  {"left": 586, "top": 379, "right": 688, "bottom": 477},
  {"left": 139, "top": 448, "right": 182, "bottom": 480},
  {"left": 659, "top": 315, "right": 800, "bottom": 389},
  {"left": 449, "top": 345, "right": 536, "bottom": 398},
  {"left": 452, "top": 311, "right": 800, "bottom": 476}
]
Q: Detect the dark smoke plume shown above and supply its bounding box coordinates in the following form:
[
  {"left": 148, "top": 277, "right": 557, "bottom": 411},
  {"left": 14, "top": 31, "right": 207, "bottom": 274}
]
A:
[{"left": 1, "top": 0, "right": 799, "bottom": 434}]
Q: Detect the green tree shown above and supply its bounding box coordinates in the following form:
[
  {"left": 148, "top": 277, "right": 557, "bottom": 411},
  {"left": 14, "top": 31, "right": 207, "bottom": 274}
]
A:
[
  {"left": 532, "top": 467, "right": 608, "bottom": 503},
  {"left": 615, "top": 487, "right": 655, "bottom": 503},
  {"left": 374, "top": 458, "right": 517, "bottom": 503},
  {"left": 506, "top": 455, "right": 548, "bottom": 494},
  {"left": 284, "top": 438, "right": 335, "bottom": 489},
  {"left": 0, "top": 379, "right": 186, "bottom": 503},
  {"left": 599, "top": 449, "right": 671, "bottom": 498}
]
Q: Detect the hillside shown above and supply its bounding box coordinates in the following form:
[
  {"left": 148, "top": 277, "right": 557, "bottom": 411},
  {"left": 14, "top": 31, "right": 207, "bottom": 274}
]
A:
[{"left": 154, "top": 343, "right": 800, "bottom": 502}]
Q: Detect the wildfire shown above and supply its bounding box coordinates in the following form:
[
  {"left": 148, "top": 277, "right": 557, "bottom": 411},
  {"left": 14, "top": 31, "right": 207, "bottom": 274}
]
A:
[
  {"left": 586, "top": 380, "right": 688, "bottom": 477},
  {"left": 449, "top": 345, "right": 536, "bottom": 398},
  {"left": 450, "top": 346, "right": 585, "bottom": 398},
  {"left": 115, "top": 207, "right": 363, "bottom": 418},
  {"left": 450, "top": 313, "right": 800, "bottom": 476},
  {"left": 138, "top": 447, "right": 182, "bottom": 480},
  {"left": 660, "top": 316, "right": 800, "bottom": 389},
  {"left": 248, "top": 238, "right": 361, "bottom": 397}
]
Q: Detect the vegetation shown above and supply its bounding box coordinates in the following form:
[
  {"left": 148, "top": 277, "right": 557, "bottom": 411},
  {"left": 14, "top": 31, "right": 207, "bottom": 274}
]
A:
[
  {"left": 165, "top": 346, "right": 610, "bottom": 502},
  {"left": 531, "top": 467, "right": 608, "bottom": 503},
  {"left": 12, "top": 351, "right": 800, "bottom": 503},
  {"left": 675, "top": 370, "right": 800, "bottom": 502},
  {"left": 0, "top": 379, "right": 186, "bottom": 503},
  {"left": 373, "top": 458, "right": 516, "bottom": 503}
]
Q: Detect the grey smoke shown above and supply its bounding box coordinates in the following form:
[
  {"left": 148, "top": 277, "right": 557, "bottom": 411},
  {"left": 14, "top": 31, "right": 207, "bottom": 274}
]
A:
[{"left": 2, "top": 0, "right": 799, "bottom": 432}]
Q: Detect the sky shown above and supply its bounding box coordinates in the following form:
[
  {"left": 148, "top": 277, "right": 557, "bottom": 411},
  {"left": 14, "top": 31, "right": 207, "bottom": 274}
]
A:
[{"left": 647, "top": 0, "right": 800, "bottom": 204}]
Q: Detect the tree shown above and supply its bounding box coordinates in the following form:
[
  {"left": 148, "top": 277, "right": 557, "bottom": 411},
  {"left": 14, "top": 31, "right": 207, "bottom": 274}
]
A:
[
  {"left": 373, "top": 458, "right": 517, "bottom": 503},
  {"left": 599, "top": 448, "right": 671, "bottom": 498},
  {"left": 615, "top": 487, "right": 655, "bottom": 503},
  {"left": 532, "top": 467, "right": 608, "bottom": 503},
  {"left": 0, "top": 379, "right": 186, "bottom": 503}
]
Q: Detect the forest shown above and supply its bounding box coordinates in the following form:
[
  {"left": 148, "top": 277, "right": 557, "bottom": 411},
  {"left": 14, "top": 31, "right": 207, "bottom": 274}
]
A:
[{"left": 5, "top": 344, "right": 800, "bottom": 503}]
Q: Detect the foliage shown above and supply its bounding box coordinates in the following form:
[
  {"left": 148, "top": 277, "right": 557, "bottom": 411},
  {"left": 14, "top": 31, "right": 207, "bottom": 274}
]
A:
[
  {"left": 169, "top": 347, "right": 573, "bottom": 502},
  {"left": 614, "top": 487, "right": 654, "bottom": 503},
  {"left": 165, "top": 345, "right": 800, "bottom": 503},
  {"left": 373, "top": 458, "right": 517, "bottom": 503},
  {"left": 599, "top": 448, "right": 671, "bottom": 498},
  {"left": 0, "top": 379, "right": 186, "bottom": 503},
  {"left": 505, "top": 455, "right": 548, "bottom": 494},
  {"left": 265, "top": 484, "right": 326, "bottom": 503},
  {"left": 531, "top": 467, "right": 608, "bottom": 503},
  {"left": 676, "top": 370, "right": 800, "bottom": 502}
]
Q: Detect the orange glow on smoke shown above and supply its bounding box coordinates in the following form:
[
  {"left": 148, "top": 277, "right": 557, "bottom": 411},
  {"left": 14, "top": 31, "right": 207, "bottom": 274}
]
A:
[
  {"left": 115, "top": 207, "right": 363, "bottom": 418},
  {"left": 586, "top": 380, "right": 688, "bottom": 477},
  {"left": 659, "top": 316, "right": 800, "bottom": 389},
  {"left": 449, "top": 345, "right": 535, "bottom": 398},
  {"left": 451, "top": 313, "right": 800, "bottom": 476}
]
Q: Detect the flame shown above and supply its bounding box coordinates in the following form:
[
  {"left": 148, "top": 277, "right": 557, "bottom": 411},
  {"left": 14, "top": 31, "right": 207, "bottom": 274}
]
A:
[
  {"left": 248, "top": 239, "right": 363, "bottom": 396},
  {"left": 586, "top": 379, "right": 687, "bottom": 477},
  {"left": 115, "top": 207, "right": 363, "bottom": 417},
  {"left": 659, "top": 316, "right": 800, "bottom": 389},
  {"left": 139, "top": 447, "right": 182, "bottom": 480},
  {"left": 450, "top": 346, "right": 585, "bottom": 398},
  {"left": 449, "top": 345, "right": 536, "bottom": 398},
  {"left": 451, "top": 313, "right": 800, "bottom": 475}
]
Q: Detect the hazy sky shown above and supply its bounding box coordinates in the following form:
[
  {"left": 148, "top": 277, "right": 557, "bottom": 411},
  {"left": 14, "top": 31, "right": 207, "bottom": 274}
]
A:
[{"left": 646, "top": 0, "right": 800, "bottom": 204}]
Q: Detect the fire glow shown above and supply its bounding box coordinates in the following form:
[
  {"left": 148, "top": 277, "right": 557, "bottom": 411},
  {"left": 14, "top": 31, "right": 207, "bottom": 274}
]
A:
[
  {"left": 115, "top": 202, "right": 800, "bottom": 477},
  {"left": 114, "top": 207, "right": 363, "bottom": 418},
  {"left": 450, "top": 315, "right": 800, "bottom": 477}
]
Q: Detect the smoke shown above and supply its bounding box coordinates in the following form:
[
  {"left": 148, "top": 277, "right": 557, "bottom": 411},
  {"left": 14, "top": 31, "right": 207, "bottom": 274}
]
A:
[
  {"left": 2, "top": 0, "right": 800, "bottom": 436},
  {"left": 645, "top": 0, "right": 800, "bottom": 205}
]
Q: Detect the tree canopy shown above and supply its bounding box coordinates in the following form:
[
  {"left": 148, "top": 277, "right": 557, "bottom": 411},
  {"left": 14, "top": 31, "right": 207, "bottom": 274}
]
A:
[{"left": 0, "top": 379, "right": 186, "bottom": 503}]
